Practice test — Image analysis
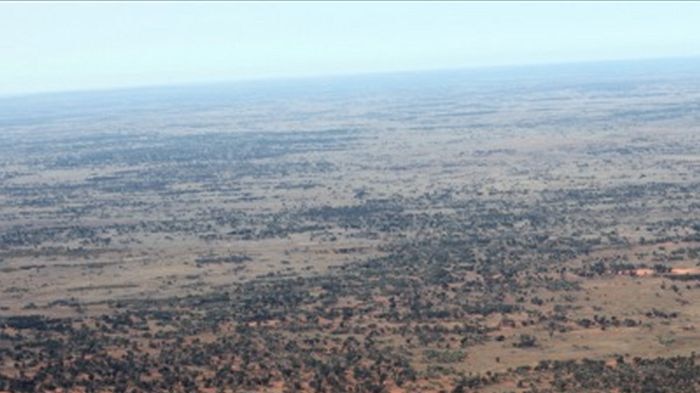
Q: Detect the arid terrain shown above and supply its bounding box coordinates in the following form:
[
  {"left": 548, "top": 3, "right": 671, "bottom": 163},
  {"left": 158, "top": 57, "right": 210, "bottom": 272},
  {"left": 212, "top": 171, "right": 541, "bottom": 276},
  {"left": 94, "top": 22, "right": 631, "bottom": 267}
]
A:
[{"left": 2, "top": 59, "right": 700, "bottom": 392}]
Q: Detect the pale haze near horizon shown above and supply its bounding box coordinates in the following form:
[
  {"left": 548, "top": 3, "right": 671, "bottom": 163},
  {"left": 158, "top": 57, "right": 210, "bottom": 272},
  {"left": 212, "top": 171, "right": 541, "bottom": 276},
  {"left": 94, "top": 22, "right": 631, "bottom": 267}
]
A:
[{"left": 1, "top": 1, "right": 700, "bottom": 97}]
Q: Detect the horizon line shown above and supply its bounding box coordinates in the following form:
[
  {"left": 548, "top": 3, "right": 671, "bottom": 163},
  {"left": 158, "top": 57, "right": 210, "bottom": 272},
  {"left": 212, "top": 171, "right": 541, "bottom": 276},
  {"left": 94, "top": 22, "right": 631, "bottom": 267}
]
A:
[{"left": 3, "top": 54, "right": 700, "bottom": 101}]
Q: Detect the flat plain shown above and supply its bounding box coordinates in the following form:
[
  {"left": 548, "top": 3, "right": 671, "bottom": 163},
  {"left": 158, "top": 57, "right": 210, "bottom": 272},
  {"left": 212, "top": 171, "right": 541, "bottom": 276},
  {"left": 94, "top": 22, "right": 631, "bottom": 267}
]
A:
[{"left": 2, "top": 59, "right": 700, "bottom": 392}]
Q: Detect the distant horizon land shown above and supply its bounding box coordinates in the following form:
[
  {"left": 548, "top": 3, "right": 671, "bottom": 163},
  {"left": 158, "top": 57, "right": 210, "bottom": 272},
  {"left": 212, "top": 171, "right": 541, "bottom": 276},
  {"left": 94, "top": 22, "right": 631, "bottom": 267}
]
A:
[{"left": 3, "top": 55, "right": 700, "bottom": 101}]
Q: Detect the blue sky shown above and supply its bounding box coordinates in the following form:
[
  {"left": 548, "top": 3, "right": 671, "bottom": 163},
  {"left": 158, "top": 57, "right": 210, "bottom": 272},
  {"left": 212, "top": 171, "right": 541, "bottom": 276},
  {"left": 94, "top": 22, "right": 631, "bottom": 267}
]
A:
[{"left": 1, "top": 1, "right": 699, "bottom": 96}]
